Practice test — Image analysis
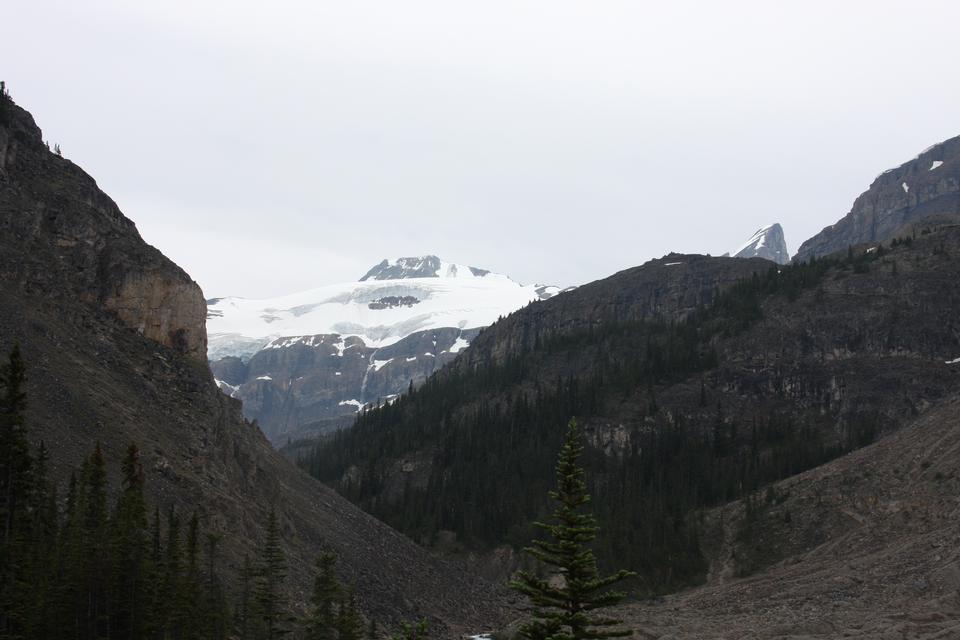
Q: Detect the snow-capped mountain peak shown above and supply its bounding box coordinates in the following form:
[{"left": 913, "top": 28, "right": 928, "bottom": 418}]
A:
[
  {"left": 360, "top": 255, "right": 495, "bottom": 281},
  {"left": 207, "top": 256, "right": 558, "bottom": 361},
  {"left": 729, "top": 223, "right": 790, "bottom": 265}
]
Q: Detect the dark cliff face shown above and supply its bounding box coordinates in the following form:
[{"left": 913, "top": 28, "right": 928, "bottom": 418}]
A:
[
  {"left": 0, "top": 101, "right": 207, "bottom": 360},
  {"left": 794, "top": 134, "right": 960, "bottom": 262},
  {"left": 0, "top": 98, "right": 511, "bottom": 633},
  {"left": 212, "top": 327, "right": 480, "bottom": 444},
  {"left": 457, "top": 253, "right": 772, "bottom": 371}
]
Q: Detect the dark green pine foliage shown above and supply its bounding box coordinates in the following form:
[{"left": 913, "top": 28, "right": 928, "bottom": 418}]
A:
[
  {"left": 83, "top": 443, "right": 111, "bottom": 639},
  {"left": 305, "top": 253, "right": 890, "bottom": 592},
  {"left": 161, "top": 505, "right": 184, "bottom": 636},
  {"left": 334, "top": 587, "right": 364, "bottom": 640},
  {"left": 111, "top": 444, "right": 151, "bottom": 640},
  {"left": 0, "top": 344, "right": 232, "bottom": 639},
  {"left": 305, "top": 551, "right": 341, "bottom": 640},
  {"left": 24, "top": 440, "right": 59, "bottom": 638},
  {"left": 256, "top": 509, "right": 291, "bottom": 638},
  {"left": 203, "top": 533, "right": 231, "bottom": 640},
  {"left": 0, "top": 342, "right": 33, "bottom": 637},
  {"left": 236, "top": 555, "right": 258, "bottom": 640},
  {"left": 389, "top": 620, "right": 428, "bottom": 640},
  {"left": 510, "top": 419, "right": 634, "bottom": 640}
]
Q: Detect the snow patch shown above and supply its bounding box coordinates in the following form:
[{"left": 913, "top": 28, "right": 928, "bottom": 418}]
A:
[
  {"left": 902, "top": 182, "right": 910, "bottom": 193},
  {"left": 449, "top": 336, "right": 470, "bottom": 353},
  {"left": 256, "top": 375, "right": 272, "bottom": 381},
  {"left": 371, "top": 358, "right": 393, "bottom": 372},
  {"left": 946, "top": 357, "right": 960, "bottom": 365},
  {"left": 405, "top": 356, "right": 417, "bottom": 362},
  {"left": 338, "top": 399, "right": 365, "bottom": 412},
  {"left": 664, "top": 261, "right": 683, "bottom": 266},
  {"left": 930, "top": 160, "right": 944, "bottom": 171},
  {"left": 214, "top": 379, "right": 241, "bottom": 398}
]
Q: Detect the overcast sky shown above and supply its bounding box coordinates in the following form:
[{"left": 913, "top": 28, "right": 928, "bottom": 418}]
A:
[{"left": 4, "top": 1, "right": 959, "bottom": 297}]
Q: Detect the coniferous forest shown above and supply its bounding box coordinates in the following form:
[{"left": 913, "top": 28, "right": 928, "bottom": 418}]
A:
[
  {"left": 0, "top": 344, "right": 427, "bottom": 640},
  {"left": 303, "top": 251, "right": 894, "bottom": 593}
]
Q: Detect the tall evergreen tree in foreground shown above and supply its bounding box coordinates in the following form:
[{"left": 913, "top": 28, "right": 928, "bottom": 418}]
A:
[
  {"left": 510, "top": 419, "right": 634, "bottom": 640},
  {"left": 305, "top": 551, "right": 341, "bottom": 640},
  {"left": 0, "top": 343, "right": 32, "bottom": 637},
  {"left": 256, "top": 508, "right": 290, "bottom": 638}
]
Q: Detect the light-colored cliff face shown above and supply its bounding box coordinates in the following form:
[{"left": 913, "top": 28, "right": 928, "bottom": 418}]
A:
[
  {"left": 794, "top": 134, "right": 960, "bottom": 262},
  {"left": 0, "top": 99, "right": 207, "bottom": 361},
  {"left": 103, "top": 272, "right": 207, "bottom": 361}
]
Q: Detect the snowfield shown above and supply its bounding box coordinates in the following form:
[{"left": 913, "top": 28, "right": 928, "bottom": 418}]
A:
[{"left": 207, "top": 258, "right": 560, "bottom": 361}]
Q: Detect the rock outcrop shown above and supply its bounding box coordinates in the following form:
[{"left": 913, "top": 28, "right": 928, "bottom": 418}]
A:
[
  {"left": 794, "top": 134, "right": 960, "bottom": 262},
  {"left": 212, "top": 326, "right": 480, "bottom": 443},
  {"left": 457, "top": 252, "right": 772, "bottom": 369},
  {"left": 729, "top": 223, "right": 790, "bottom": 264},
  {"left": 0, "top": 99, "right": 207, "bottom": 360}
]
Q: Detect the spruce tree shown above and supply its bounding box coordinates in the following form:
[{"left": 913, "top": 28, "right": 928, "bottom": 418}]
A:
[
  {"left": 76, "top": 443, "right": 111, "bottom": 639},
  {"left": 509, "top": 419, "right": 634, "bottom": 640},
  {"left": 256, "top": 508, "right": 290, "bottom": 638},
  {"left": 0, "top": 343, "right": 33, "bottom": 637},
  {"left": 334, "top": 587, "right": 364, "bottom": 640},
  {"left": 24, "top": 440, "right": 58, "bottom": 638},
  {"left": 236, "top": 555, "right": 258, "bottom": 640},
  {"left": 111, "top": 443, "right": 150, "bottom": 639},
  {"left": 305, "top": 551, "right": 341, "bottom": 640},
  {"left": 203, "top": 533, "right": 230, "bottom": 640}
]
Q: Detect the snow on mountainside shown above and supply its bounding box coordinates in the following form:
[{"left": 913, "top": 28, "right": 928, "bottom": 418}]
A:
[
  {"left": 206, "top": 256, "right": 562, "bottom": 444},
  {"left": 360, "top": 255, "right": 493, "bottom": 281},
  {"left": 207, "top": 255, "right": 559, "bottom": 361},
  {"left": 729, "top": 223, "right": 790, "bottom": 265}
]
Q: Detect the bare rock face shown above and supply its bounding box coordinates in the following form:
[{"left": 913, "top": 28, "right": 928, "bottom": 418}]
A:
[
  {"left": 212, "top": 327, "right": 480, "bottom": 444},
  {"left": 102, "top": 271, "right": 208, "bottom": 360},
  {"left": 729, "top": 223, "right": 790, "bottom": 264},
  {"left": 457, "top": 253, "right": 772, "bottom": 370},
  {"left": 794, "top": 134, "right": 960, "bottom": 262},
  {"left": 0, "top": 99, "right": 206, "bottom": 360}
]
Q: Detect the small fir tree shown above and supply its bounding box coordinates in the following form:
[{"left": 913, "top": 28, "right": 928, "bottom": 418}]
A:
[
  {"left": 510, "top": 419, "right": 635, "bottom": 640},
  {"left": 305, "top": 551, "right": 341, "bottom": 640},
  {"left": 334, "top": 587, "right": 364, "bottom": 640},
  {"left": 256, "top": 508, "right": 290, "bottom": 638}
]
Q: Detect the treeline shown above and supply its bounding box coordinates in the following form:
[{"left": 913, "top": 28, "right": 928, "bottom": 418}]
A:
[
  {"left": 0, "top": 343, "right": 236, "bottom": 639},
  {"left": 303, "top": 250, "right": 889, "bottom": 593},
  {"left": 0, "top": 344, "right": 422, "bottom": 640}
]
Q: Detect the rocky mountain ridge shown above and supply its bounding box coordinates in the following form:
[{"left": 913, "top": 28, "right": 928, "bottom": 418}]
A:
[
  {"left": 795, "top": 134, "right": 960, "bottom": 262},
  {"left": 309, "top": 223, "right": 960, "bottom": 596},
  {"left": 213, "top": 326, "right": 481, "bottom": 443},
  {"left": 0, "top": 97, "right": 511, "bottom": 634},
  {"left": 0, "top": 99, "right": 207, "bottom": 361},
  {"left": 208, "top": 256, "right": 561, "bottom": 443},
  {"left": 728, "top": 223, "right": 790, "bottom": 264}
]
